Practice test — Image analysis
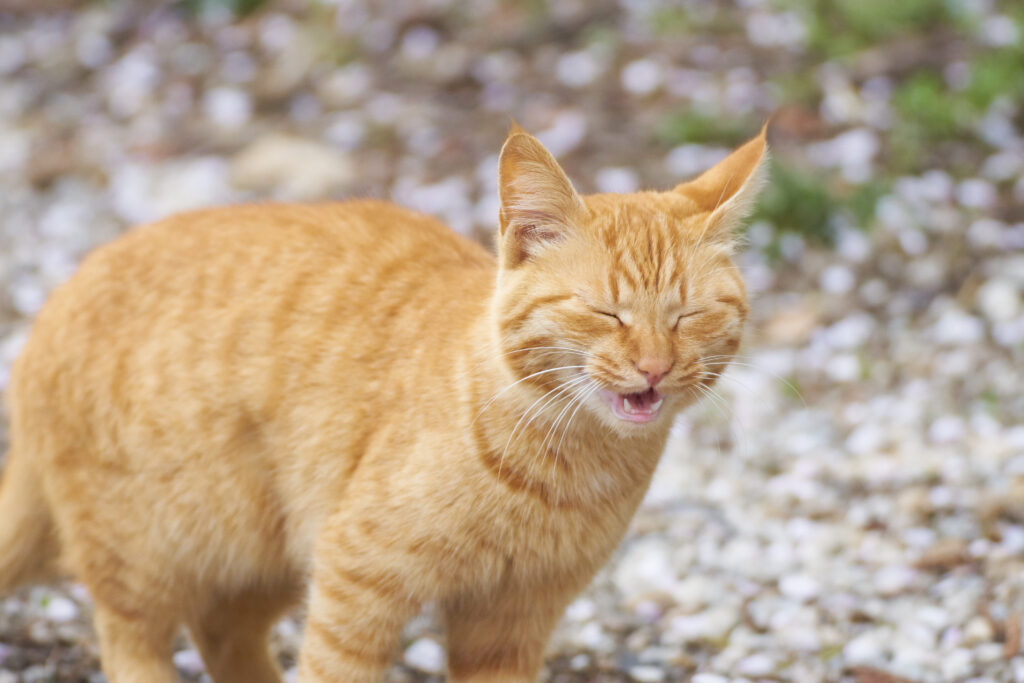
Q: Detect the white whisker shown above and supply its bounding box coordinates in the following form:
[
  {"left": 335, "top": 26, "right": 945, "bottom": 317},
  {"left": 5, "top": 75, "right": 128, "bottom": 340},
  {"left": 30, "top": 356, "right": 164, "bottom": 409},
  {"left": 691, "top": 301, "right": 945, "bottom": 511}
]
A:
[
  {"left": 473, "top": 364, "right": 589, "bottom": 425},
  {"left": 497, "top": 373, "right": 590, "bottom": 479}
]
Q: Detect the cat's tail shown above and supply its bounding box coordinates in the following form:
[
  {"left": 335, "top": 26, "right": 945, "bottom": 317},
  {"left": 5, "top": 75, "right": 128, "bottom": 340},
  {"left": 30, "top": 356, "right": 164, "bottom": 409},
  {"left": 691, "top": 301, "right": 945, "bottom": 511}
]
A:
[{"left": 0, "top": 446, "right": 60, "bottom": 593}]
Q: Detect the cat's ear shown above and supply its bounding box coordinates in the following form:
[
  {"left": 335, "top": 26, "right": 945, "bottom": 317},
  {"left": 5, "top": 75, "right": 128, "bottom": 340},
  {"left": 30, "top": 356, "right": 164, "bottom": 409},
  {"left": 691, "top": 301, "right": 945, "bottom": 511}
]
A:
[
  {"left": 498, "top": 126, "right": 585, "bottom": 268},
  {"left": 674, "top": 124, "right": 769, "bottom": 245}
]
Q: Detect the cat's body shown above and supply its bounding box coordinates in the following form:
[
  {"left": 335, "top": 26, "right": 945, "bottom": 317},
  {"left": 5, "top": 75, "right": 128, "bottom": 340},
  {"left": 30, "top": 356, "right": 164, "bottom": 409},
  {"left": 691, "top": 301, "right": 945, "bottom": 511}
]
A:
[{"left": 0, "top": 127, "right": 766, "bottom": 682}]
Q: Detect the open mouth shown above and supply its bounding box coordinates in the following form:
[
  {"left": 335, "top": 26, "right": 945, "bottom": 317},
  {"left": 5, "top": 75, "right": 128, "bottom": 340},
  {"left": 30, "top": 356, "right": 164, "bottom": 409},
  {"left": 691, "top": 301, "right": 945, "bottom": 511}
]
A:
[{"left": 598, "top": 388, "right": 664, "bottom": 423}]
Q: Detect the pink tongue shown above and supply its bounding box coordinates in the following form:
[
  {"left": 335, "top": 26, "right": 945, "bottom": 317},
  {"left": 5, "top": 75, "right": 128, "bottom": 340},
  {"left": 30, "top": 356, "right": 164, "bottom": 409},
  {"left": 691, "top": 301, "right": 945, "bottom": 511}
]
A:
[{"left": 627, "top": 388, "right": 657, "bottom": 410}]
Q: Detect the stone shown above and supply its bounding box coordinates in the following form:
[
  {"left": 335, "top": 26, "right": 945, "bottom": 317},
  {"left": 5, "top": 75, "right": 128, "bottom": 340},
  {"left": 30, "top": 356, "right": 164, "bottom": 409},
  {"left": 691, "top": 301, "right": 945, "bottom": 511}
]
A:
[
  {"left": 691, "top": 674, "right": 729, "bottom": 683},
  {"left": 43, "top": 595, "right": 77, "bottom": 622},
  {"left": 110, "top": 157, "right": 235, "bottom": 225},
  {"left": 621, "top": 59, "right": 663, "bottom": 96},
  {"left": 557, "top": 50, "right": 604, "bottom": 88},
  {"left": 613, "top": 537, "right": 676, "bottom": 601},
  {"left": 172, "top": 648, "right": 205, "bottom": 676},
  {"left": 844, "top": 630, "right": 886, "bottom": 664},
  {"left": 230, "top": 134, "right": 354, "bottom": 200},
  {"left": 976, "top": 278, "right": 1021, "bottom": 323},
  {"left": 735, "top": 652, "right": 777, "bottom": 676},
  {"left": 779, "top": 573, "right": 820, "bottom": 601},
  {"left": 596, "top": 167, "right": 640, "bottom": 194},
  {"left": 914, "top": 538, "right": 970, "bottom": 571},
  {"left": 963, "top": 616, "right": 995, "bottom": 645},
  {"left": 201, "top": 86, "right": 252, "bottom": 128},
  {"left": 629, "top": 664, "right": 665, "bottom": 681},
  {"left": 403, "top": 637, "right": 444, "bottom": 674}
]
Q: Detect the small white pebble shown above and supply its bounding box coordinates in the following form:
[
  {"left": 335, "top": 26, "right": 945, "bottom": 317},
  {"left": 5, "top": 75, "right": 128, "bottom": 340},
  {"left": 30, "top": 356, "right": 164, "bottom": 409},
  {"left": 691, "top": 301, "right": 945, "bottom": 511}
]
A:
[
  {"left": 957, "top": 179, "right": 997, "bottom": 209},
  {"left": 202, "top": 86, "right": 252, "bottom": 128},
  {"left": 941, "top": 648, "right": 973, "bottom": 680},
  {"left": 819, "top": 264, "right": 856, "bottom": 294},
  {"left": 557, "top": 50, "right": 603, "bottom": 88},
  {"left": 932, "top": 309, "right": 985, "bottom": 346},
  {"left": 173, "top": 648, "right": 205, "bottom": 676},
  {"left": 977, "top": 278, "right": 1021, "bottom": 322},
  {"left": 400, "top": 26, "right": 439, "bottom": 60},
  {"left": 975, "top": 642, "right": 1006, "bottom": 663},
  {"left": 570, "top": 653, "right": 590, "bottom": 670},
  {"left": 565, "top": 598, "right": 596, "bottom": 621},
  {"left": 963, "top": 616, "right": 995, "bottom": 645},
  {"left": 844, "top": 630, "right": 885, "bottom": 664},
  {"left": 779, "top": 573, "right": 820, "bottom": 601},
  {"left": 826, "top": 354, "right": 861, "bottom": 382},
  {"left": 44, "top": 596, "right": 78, "bottom": 622},
  {"left": 736, "top": 653, "right": 776, "bottom": 676},
  {"left": 629, "top": 664, "right": 665, "bottom": 682},
  {"left": 874, "top": 565, "right": 916, "bottom": 595},
  {"left": 979, "top": 14, "right": 1020, "bottom": 47},
  {"left": 929, "top": 415, "right": 966, "bottom": 444},
  {"left": 621, "top": 59, "right": 662, "bottom": 95},
  {"left": 403, "top": 637, "right": 444, "bottom": 674},
  {"left": 577, "top": 621, "right": 615, "bottom": 652},
  {"left": 1011, "top": 657, "right": 1024, "bottom": 682},
  {"left": 595, "top": 167, "right": 640, "bottom": 194},
  {"left": 692, "top": 674, "right": 729, "bottom": 683}
]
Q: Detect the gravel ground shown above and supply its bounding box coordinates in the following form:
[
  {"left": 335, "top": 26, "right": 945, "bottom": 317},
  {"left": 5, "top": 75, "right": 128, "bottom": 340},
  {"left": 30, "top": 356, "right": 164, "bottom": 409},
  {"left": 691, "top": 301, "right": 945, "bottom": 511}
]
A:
[{"left": 1, "top": 1, "right": 1023, "bottom": 681}]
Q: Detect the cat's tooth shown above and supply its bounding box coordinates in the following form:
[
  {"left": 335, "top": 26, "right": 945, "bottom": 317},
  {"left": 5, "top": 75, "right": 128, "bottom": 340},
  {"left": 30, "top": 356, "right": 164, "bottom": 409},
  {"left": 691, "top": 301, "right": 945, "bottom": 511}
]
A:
[
  {"left": 651, "top": 399, "right": 663, "bottom": 412},
  {"left": 623, "top": 397, "right": 634, "bottom": 413}
]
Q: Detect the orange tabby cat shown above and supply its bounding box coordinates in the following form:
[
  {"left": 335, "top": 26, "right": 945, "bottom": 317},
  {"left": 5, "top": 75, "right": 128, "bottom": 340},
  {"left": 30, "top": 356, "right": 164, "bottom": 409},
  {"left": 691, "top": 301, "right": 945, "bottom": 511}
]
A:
[{"left": 0, "top": 125, "right": 766, "bottom": 682}]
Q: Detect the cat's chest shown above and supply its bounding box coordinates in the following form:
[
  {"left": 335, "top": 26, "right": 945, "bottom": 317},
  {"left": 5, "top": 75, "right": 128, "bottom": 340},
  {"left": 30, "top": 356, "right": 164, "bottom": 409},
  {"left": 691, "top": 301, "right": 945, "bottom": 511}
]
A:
[{"left": 482, "top": 459, "right": 653, "bottom": 570}]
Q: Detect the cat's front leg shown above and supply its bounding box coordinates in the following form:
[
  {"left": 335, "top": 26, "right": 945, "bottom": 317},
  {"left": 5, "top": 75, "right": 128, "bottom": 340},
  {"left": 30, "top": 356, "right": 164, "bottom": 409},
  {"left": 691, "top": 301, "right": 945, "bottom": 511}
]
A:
[
  {"left": 296, "top": 521, "right": 421, "bottom": 683},
  {"left": 443, "top": 585, "right": 574, "bottom": 682}
]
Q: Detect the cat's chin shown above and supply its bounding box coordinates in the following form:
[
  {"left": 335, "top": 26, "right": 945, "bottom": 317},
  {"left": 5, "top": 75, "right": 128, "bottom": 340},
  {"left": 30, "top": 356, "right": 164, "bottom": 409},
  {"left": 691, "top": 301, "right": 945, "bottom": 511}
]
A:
[{"left": 597, "top": 387, "right": 664, "bottom": 424}]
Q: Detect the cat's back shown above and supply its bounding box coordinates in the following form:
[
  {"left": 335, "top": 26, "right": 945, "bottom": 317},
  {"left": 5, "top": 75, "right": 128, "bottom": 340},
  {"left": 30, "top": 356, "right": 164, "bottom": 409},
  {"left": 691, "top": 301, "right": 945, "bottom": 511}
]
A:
[
  {"left": 13, "top": 199, "right": 494, "bottom": 429},
  {"left": 51, "top": 199, "right": 490, "bottom": 313}
]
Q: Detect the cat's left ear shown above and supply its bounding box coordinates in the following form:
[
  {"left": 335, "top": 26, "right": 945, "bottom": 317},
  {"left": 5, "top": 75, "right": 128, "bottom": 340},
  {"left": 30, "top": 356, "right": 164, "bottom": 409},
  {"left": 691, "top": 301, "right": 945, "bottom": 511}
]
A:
[
  {"left": 498, "top": 126, "right": 585, "bottom": 268},
  {"left": 674, "top": 124, "right": 769, "bottom": 245}
]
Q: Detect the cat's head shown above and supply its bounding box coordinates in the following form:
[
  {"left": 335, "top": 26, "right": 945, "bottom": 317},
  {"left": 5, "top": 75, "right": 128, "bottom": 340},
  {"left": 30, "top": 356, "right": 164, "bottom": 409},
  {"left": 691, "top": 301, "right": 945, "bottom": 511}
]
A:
[{"left": 492, "top": 123, "right": 767, "bottom": 435}]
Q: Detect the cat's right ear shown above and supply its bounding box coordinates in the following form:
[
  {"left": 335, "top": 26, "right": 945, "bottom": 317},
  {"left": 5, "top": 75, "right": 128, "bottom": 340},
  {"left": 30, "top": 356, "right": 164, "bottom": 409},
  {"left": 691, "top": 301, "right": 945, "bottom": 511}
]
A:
[
  {"left": 497, "top": 127, "right": 584, "bottom": 268},
  {"left": 674, "top": 124, "right": 769, "bottom": 247}
]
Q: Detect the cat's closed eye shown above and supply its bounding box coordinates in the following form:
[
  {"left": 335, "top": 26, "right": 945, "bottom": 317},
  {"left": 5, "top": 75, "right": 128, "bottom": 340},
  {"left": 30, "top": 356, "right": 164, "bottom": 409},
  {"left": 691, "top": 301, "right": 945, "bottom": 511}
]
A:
[
  {"left": 594, "top": 309, "right": 623, "bottom": 325},
  {"left": 672, "top": 309, "right": 705, "bottom": 330}
]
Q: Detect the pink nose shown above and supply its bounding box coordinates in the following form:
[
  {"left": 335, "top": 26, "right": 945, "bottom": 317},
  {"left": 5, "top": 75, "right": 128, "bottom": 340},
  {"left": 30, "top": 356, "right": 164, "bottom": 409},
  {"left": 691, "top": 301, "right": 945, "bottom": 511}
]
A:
[{"left": 635, "top": 358, "right": 672, "bottom": 387}]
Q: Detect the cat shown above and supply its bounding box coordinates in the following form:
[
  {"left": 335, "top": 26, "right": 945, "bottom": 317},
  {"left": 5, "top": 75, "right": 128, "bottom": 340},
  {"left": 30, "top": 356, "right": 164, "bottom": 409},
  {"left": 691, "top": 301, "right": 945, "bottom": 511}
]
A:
[{"left": 0, "top": 124, "right": 766, "bottom": 682}]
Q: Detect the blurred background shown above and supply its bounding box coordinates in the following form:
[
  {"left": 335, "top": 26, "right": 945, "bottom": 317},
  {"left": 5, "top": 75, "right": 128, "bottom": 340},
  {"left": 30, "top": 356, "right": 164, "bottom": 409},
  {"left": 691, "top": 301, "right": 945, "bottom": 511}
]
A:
[{"left": 0, "top": 0, "right": 1022, "bottom": 681}]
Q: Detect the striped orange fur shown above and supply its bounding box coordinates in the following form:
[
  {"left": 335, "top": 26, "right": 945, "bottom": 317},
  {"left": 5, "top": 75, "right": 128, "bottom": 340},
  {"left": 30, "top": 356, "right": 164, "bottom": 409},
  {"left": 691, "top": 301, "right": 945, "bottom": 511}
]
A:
[{"left": 0, "top": 126, "right": 767, "bottom": 682}]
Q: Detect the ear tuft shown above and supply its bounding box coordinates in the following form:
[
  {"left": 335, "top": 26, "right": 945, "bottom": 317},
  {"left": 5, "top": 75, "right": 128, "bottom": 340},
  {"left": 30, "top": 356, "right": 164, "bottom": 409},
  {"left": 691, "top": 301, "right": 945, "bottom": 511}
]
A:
[
  {"left": 498, "top": 128, "right": 583, "bottom": 267},
  {"left": 507, "top": 118, "right": 528, "bottom": 138},
  {"left": 675, "top": 123, "right": 769, "bottom": 245}
]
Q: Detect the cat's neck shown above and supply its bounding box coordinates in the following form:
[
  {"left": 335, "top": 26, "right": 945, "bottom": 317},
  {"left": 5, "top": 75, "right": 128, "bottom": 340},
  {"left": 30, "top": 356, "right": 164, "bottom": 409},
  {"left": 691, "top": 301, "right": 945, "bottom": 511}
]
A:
[{"left": 458, "top": 318, "right": 669, "bottom": 509}]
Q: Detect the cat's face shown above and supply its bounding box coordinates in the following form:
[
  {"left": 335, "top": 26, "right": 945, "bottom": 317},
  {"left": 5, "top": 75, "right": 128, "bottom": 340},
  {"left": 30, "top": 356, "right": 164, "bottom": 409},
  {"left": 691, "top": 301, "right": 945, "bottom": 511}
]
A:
[{"left": 494, "top": 127, "right": 765, "bottom": 435}]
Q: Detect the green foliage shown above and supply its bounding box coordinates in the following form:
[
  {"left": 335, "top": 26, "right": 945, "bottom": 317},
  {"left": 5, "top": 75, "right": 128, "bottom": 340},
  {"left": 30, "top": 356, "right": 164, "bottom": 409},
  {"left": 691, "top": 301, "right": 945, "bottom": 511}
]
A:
[
  {"left": 647, "top": 6, "right": 693, "bottom": 37},
  {"left": 893, "top": 72, "right": 962, "bottom": 140},
  {"left": 657, "top": 111, "right": 753, "bottom": 147},
  {"left": 796, "top": 0, "right": 952, "bottom": 57},
  {"left": 752, "top": 160, "right": 835, "bottom": 244},
  {"left": 964, "top": 48, "right": 1024, "bottom": 111},
  {"left": 846, "top": 181, "right": 886, "bottom": 229},
  {"left": 769, "top": 72, "right": 822, "bottom": 108},
  {"left": 179, "top": 0, "right": 268, "bottom": 18}
]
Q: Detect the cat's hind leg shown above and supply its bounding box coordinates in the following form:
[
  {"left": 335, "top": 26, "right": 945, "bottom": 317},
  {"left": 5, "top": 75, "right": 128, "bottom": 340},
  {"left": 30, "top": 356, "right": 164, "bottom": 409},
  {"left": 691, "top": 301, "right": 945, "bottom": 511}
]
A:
[
  {"left": 187, "top": 587, "right": 296, "bottom": 683},
  {"left": 57, "top": 503, "right": 183, "bottom": 683},
  {"left": 93, "top": 602, "right": 180, "bottom": 683}
]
